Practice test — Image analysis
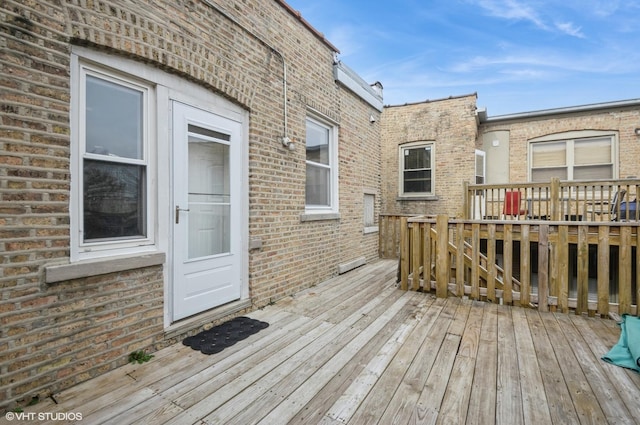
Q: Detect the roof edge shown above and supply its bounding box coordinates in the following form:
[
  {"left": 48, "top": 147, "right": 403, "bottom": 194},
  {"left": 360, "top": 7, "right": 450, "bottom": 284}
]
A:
[
  {"left": 481, "top": 98, "right": 640, "bottom": 123},
  {"left": 276, "top": 0, "right": 340, "bottom": 53},
  {"left": 384, "top": 93, "right": 478, "bottom": 109}
]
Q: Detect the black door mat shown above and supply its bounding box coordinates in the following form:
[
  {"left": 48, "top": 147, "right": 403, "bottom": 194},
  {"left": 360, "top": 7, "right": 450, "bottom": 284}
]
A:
[{"left": 182, "top": 316, "right": 269, "bottom": 355}]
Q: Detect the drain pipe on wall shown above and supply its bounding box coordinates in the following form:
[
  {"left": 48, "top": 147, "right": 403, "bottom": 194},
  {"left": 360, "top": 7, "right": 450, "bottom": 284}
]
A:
[{"left": 202, "top": 0, "right": 292, "bottom": 150}]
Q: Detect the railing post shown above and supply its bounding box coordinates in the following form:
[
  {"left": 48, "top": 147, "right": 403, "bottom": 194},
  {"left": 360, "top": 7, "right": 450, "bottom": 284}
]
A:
[
  {"left": 400, "top": 217, "right": 409, "bottom": 290},
  {"left": 557, "top": 225, "right": 569, "bottom": 313},
  {"left": 463, "top": 181, "right": 469, "bottom": 219},
  {"left": 436, "top": 214, "right": 451, "bottom": 298},
  {"left": 576, "top": 225, "right": 589, "bottom": 315},
  {"left": 412, "top": 221, "right": 421, "bottom": 291},
  {"left": 597, "top": 226, "right": 610, "bottom": 317},
  {"left": 619, "top": 226, "right": 632, "bottom": 314},
  {"left": 503, "top": 223, "right": 513, "bottom": 305},
  {"left": 436, "top": 214, "right": 449, "bottom": 298},
  {"left": 537, "top": 224, "right": 549, "bottom": 312},
  {"left": 550, "top": 177, "right": 561, "bottom": 221}
]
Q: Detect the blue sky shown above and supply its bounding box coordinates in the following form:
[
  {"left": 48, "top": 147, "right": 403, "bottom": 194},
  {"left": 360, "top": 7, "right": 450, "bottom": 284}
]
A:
[{"left": 285, "top": 0, "right": 640, "bottom": 116}]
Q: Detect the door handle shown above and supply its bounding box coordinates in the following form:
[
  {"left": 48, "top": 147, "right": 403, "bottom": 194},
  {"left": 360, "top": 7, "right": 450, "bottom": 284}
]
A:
[{"left": 175, "top": 205, "right": 190, "bottom": 224}]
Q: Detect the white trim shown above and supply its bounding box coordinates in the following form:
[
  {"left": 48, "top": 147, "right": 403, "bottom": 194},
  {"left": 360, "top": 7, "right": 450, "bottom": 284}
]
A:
[
  {"left": 398, "top": 141, "right": 436, "bottom": 197},
  {"left": 70, "top": 55, "right": 157, "bottom": 261},
  {"left": 305, "top": 114, "right": 339, "bottom": 214},
  {"left": 333, "top": 61, "right": 384, "bottom": 111},
  {"left": 69, "top": 47, "right": 249, "bottom": 329},
  {"left": 528, "top": 131, "right": 618, "bottom": 181}
]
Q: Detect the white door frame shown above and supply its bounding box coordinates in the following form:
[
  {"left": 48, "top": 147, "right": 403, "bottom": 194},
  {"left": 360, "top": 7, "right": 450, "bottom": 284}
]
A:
[{"left": 162, "top": 90, "right": 249, "bottom": 326}]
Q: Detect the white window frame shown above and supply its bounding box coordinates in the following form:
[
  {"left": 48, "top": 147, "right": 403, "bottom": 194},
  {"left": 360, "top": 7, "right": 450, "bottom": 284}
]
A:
[
  {"left": 475, "top": 149, "right": 486, "bottom": 184},
  {"left": 528, "top": 131, "right": 618, "bottom": 182},
  {"left": 304, "top": 114, "right": 339, "bottom": 214},
  {"left": 363, "top": 190, "right": 378, "bottom": 234},
  {"left": 399, "top": 141, "right": 435, "bottom": 197},
  {"left": 70, "top": 56, "right": 157, "bottom": 261}
]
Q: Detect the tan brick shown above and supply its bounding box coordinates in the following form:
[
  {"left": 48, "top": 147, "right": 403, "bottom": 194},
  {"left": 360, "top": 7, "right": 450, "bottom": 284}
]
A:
[{"left": 1, "top": 0, "right": 381, "bottom": 409}]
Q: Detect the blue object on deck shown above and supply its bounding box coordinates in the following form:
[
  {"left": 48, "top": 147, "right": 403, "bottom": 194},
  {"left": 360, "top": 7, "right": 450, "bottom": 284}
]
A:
[
  {"left": 602, "top": 314, "right": 640, "bottom": 373},
  {"left": 619, "top": 201, "right": 637, "bottom": 220}
]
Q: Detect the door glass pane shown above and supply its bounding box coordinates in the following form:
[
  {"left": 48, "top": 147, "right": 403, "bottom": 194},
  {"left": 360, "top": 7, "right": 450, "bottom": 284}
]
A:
[
  {"left": 188, "top": 133, "right": 230, "bottom": 259},
  {"left": 83, "top": 159, "right": 145, "bottom": 240},
  {"left": 475, "top": 151, "right": 485, "bottom": 184},
  {"left": 86, "top": 75, "right": 143, "bottom": 159}
]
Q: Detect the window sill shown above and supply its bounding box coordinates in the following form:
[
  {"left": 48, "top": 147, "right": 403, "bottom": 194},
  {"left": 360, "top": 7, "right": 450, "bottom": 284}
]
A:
[
  {"left": 363, "top": 226, "right": 379, "bottom": 234},
  {"left": 300, "top": 212, "right": 341, "bottom": 222},
  {"left": 45, "top": 252, "right": 166, "bottom": 284},
  {"left": 396, "top": 195, "right": 439, "bottom": 201}
]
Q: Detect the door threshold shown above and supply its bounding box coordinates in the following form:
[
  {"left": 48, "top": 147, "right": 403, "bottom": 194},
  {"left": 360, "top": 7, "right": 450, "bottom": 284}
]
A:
[{"left": 165, "top": 298, "right": 252, "bottom": 340}]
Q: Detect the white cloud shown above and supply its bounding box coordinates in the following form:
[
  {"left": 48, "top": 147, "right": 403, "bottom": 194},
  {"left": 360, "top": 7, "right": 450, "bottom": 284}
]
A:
[
  {"left": 473, "top": 0, "right": 548, "bottom": 29},
  {"left": 555, "top": 21, "right": 585, "bottom": 38}
]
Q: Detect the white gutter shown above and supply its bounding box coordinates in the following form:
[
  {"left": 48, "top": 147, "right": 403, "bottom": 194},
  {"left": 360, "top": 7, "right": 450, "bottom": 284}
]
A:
[
  {"left": 333, "top": 61, "right": 384, "bottom": 112},
  {"left": 481, "top": 98, "right": 640, "bottom": 123}
]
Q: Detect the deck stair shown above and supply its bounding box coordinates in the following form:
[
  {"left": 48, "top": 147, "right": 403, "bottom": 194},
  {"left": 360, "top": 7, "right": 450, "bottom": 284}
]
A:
[{"left": 409, "top": 227, "right": 521, "bottom": 294}]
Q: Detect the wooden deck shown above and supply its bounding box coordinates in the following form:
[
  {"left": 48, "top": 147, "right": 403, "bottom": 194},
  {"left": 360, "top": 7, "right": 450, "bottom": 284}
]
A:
[{"left": 18, "top": 259, "right": 640, "bottom": 425}]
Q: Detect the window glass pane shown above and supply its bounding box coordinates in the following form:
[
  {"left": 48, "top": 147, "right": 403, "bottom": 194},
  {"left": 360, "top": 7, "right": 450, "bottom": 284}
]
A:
[
  {"left": 475, "top": 151, "right": 485, "bottom": 184},
  {"left": 86, "top": 75, "right": 143, "bottom": 159},
  {"left": 402, "top": 145, "right": 432, "bottom": 194},
  {"left": 404, "top": 147, "right": 431, "bottom": 170},
  {"left": 404, "top": 170, "right": 432, "bottom": 193},
  {"left": 364, "top": 194, "right": 375, "bottom": 226},
  {"left": 475, "top": 153, "right": 484, "bottom": 175},
  {"left": 574, "top": 165, "right": 613, "bottom": 180},
  {"left": 83, "top": 159, "right": 145, "bottom": 240},
  {"left": 306, "top": 120, "right": 330, "bottom": 165},
  {"left": 531, "top": 167, "right": 567, "bottom": 182},
  {"left": 305, "top": 163, "right": 330, "bottom": 205},
  {"left": 532, "top": 142, "right": 566, "bottom": 167},
  {"left": 575, "top": 138, "right": 611, "bottom": 165}
]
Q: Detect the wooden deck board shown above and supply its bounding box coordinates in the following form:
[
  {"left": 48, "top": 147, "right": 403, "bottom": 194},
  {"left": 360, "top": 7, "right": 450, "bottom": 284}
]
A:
[
  {"left": 466, "top": 303, "right": 498, "bottom": 425},
  {"left": 9, "top": 259, "right": 637, "bottom": 425},
  {"left": 511, "top": 307, "right": 552, "bottom": 425},
  {"left": 540, "top": 312, "right": 608, "bottom": 424},
  {"left": 524, "top": 308, "right": 581, "bottom": 425},
  {"left": 291, "top": 296, "right": 434, "bottom": 424},
  {"left": 496, "top": 304, "right": 524, "bottom": 425}
]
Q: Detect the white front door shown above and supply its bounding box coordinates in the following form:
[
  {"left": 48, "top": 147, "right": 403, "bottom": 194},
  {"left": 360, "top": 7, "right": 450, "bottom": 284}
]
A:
[{"left": 172, "top": 101, "right": 242, "bottom": 321}]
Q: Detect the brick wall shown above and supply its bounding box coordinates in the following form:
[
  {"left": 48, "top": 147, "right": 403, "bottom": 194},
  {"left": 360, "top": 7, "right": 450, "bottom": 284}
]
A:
[
  {"left": 380, "top": 94, "right": 478, "bottom": 217},
  {"left": 0, "top": 0, "right": 381, "bottom": 409},
  {"left": 480, "top": 106, "right": 640, "bottom": 181}
]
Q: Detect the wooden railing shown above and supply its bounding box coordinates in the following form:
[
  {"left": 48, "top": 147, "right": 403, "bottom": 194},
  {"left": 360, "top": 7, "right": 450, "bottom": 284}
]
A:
[
  {"left": 465, "top": 178, "right": 640, "bottom": 222},
  {"left": 398, "top": 215, "right": 639, "bottom": 317},
  {"left": 379, "top": 214, "right": 416, "bottom": 259}
]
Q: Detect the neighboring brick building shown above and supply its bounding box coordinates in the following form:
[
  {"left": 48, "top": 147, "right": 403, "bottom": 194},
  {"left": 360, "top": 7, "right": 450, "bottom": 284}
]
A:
[
  {"left": 381, "top": 94, "right": 479, "bottom": 218},
  {"left": 382, "top": 96, "right": 640, "bottom": 218},
  {"left": 478, "top": 100, "right": 640, "bottom": 184},
  {"left": 0, "top": 0, "right": 383, "bottom": 408}
]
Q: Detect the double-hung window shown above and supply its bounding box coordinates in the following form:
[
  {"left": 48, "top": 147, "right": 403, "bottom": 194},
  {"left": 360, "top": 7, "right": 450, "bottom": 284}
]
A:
[
  {"left": 530, "top": 134, "right": 615, "bottom": 182},
  {"left": 305, "top": 116, "right": 338, "bottom": 213},
  {"left": 72, "top": 60, "right": 155, "bottom": 260},
  {"left": 399, "top": 142, "right": 434, "bottom": 196}
]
